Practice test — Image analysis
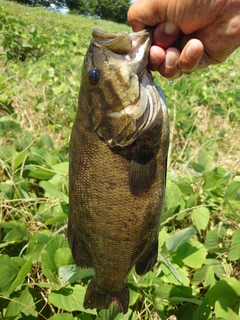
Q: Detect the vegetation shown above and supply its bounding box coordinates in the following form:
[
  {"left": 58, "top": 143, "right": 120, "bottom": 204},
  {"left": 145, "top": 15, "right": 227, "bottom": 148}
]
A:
[
  {"left": 66, "top": 0, "right": 131, "bottom": 24},
  {"left": 0, "top": 1, "right": 240, "bottom": 319},
  {"left": 10, "top": 0, "right": 131, "bottom": 24}
]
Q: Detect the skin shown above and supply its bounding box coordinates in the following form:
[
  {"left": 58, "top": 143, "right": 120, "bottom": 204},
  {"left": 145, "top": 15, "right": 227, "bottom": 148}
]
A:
[{"left": 128, "top": 0, "right": 240, "bottom": 78}]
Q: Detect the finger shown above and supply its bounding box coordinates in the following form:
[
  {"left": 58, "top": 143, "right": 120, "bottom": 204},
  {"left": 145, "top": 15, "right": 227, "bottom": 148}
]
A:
[
  {"left": 178, "top": 39, "right": 204, "bottom": 73},
  {"left": 158, "top": 47, "right": 182, "bottom": 79},
  {"left": 153, "top": 22, "right": 180, "bottom": 48},
  {"left": 148, "top": 45, "right": 166, "bottom": 71},
  {"left": 128, "top": 0, "right": 167, "bottom": 31}
]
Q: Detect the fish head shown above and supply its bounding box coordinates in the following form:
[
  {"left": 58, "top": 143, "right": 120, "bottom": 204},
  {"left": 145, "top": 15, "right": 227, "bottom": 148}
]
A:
[{"left": 81, "top": 28, "right": 165, "bottom": 148}]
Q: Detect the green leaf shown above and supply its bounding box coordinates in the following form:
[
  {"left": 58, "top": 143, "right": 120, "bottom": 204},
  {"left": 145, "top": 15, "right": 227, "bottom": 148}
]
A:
[
  {"left": 39, "top": 133, "right": 54, "bottom": 148},
  {"left": 173, "top": 77, "right": 188, "bottom": 91},
  {"left": 206, "top": 277, "right": 240, "bottom": 307},
  {"left": 75, "top": 314, "right": 95, "bottom": 320},
  {"left": 0, "top": 255, "right": 19, "bottom": 296},
  {"left": 160, "top": 253, "right": 182, "bottom": 284},
  {"left": 172, "top": 238, "right": 207, "bottom": 268},
  {"left": 52, "top": 83, "right": 68, "bottom": 95},
  {"left": 215, "top": 297, "right": 239, "bottom": 320},
  {"left": 193, "top": 297, "right": 212, "bottom": 320},
  {"left": 225, "top": 181, "right": 240, "bottom": 199},
  {"left": 97, "top": 301, "right": 136, "bottom": 319},
  {"left": 204, "top": 229, "right": 222, "bottom": 250},
  {"left": 197, "top": 149, "right": 212, "bottom": 169},
  {"left": 166, "top": 227, "right": 195, "bottom": 253},
  {"left": 7, "top": 259, "right": 32, "bottom": 296},
  {"left": 0, "top": 221, "right": 27, "bottom": 244},
  {"left": 229, "top": 229, "right": 240, "bottom": 261},
  {"left": 202, "top": 265, "right": 216, "bottom": 288},
  {"left": 0, "top": 116, "right": 21, "bottom": 133},
  {"left": 54, "top": 247, "right": 74, "bottom": 270},
  {"left": 189, "top": 162, "right": 205, "bottom": 173},
  {"left": 49, "top": 285, "right": 96, "bottom": 314},
  {"left": 4, "top": 287, "right": 38, "bottom": 319},
  {"left": 13, "top": 149, "right": 28, "bottom": 170},
  {"left": 0, "top": 145, "right": 16, "bottom": 163},
  {"left": 202, "top": 170, "right": 227, "bottom": 191},
  {"left": 58, "top": 265, "right": 94, "bottom": 284},
  {"left": 27, "top": 165, "right": 55, "bottom": 180},
  {"left": 165, "top": 181, "right": 185, "bottom": 211},
  {"left": 160, "top": 262, "right": 189, "bottom": 287},
  {"left": 49, "top": 314, "right": 74, "bottom": 320},
  {"left": 177, "top": 182, "right": 193, "bottom": 195},
  {"left": 35, "top": 282, "right": 63, "bottom": 291},
  {"left": 25, "top": 230, "right": 53, "bottom": 262},
  {"left": 39, "top": 180, "right": 69, "bottom": 203},
  {"left": 52, "top": 162, "right": 69, "bottom": 175},
  {"left": 41, "top": 234, "right": 69, "bottom": 284},
  {"left": 191, "top": 207, "right": 210, "bottom": 230},
  {"left": 154, "top": 285, "right": 200, "bottom": 305}
]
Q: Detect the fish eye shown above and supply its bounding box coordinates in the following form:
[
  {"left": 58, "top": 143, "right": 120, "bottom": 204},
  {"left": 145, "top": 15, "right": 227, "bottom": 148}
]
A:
[{"left": 88, "top": 68, "right": 101, "bottom": 85}]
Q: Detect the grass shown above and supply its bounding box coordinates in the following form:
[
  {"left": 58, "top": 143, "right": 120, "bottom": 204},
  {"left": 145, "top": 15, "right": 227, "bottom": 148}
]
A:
[{"left": 0, "top": 1, "right": 240, "bottom": 319}]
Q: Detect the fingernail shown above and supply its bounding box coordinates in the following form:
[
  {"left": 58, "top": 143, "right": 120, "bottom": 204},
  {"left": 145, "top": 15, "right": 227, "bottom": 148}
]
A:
[
  {"left": 164, "top": 22, "right": 178, "bottom": 35},
  {"left": 165, "top": 53, "right": 176, "bottom": 67},
  {"left": 186, "top": 44, "right": 198, "bottom": 58}
]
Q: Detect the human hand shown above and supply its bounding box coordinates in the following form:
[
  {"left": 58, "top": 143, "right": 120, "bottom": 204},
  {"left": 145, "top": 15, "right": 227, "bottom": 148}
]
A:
[{"left": 128, "top": 0, "right": 240, "bottom": 78}]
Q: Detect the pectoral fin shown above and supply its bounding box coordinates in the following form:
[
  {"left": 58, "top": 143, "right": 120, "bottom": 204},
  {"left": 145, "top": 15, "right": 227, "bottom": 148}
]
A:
[
  {"left": 135, "top": 240, "right": 158, "bottom": 275},
  {"left": 129, "top": 144, "right": 156, "bottom": 196},
  {"left": 68, "top": 221, "right": 93, "bottom": 268}
]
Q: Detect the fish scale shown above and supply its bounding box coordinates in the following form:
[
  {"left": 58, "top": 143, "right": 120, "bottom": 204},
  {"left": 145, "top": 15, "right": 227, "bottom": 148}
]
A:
[{"left": 68, "top": 28, "right": 169, "bottom": 313}]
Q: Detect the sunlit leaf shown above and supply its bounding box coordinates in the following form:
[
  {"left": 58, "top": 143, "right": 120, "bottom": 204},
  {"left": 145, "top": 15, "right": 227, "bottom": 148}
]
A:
[
  {"left": 4, "top": 287, "right": 38, "bottom": 319},
  {"left": 41, "top": 235, "right": 69, "bottom": 284},
  {"left": 229, "top": 229, "right": 240, "bottom": 261},
  {"left": 193, "top": 297, "right": 212, "bottom": 320},
  {"left": 49, "top": 285, "right": 96, "bottom": 314},
  {"left": 49, "top": 314, "right": 74, "bottom": 320},
  {"left": 191, "top": 207, "right": 210, "bottom": 230},
  {"left": 166, "top": 227, "right": 195, "bottom": 253},
  {"left": 172, "top": 238, "right": 207, "bottom": 268},
  {"left": 215, "top": 297, "right": 239, "bottom": 320}
]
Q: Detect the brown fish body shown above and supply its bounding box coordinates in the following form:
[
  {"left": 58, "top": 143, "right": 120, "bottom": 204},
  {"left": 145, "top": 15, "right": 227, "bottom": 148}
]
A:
[{"left": 68, "top": 29, "right": 169, "bottom": 313}]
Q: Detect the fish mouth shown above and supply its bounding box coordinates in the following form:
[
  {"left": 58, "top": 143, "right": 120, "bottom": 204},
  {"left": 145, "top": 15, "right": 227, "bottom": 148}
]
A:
[{"left": 92, "top": 28, "right": 151, "bottom": 76}]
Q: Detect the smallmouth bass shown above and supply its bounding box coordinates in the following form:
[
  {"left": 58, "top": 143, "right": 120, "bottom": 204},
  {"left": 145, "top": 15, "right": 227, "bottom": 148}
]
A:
[{"left": 68, "top": 28, "right": 169, "bottom": 313}]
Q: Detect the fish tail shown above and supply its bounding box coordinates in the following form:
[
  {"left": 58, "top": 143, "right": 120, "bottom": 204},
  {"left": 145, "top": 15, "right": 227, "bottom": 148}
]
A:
[{"left": 83, "top": 277, "right": 129, "bottom": 314}]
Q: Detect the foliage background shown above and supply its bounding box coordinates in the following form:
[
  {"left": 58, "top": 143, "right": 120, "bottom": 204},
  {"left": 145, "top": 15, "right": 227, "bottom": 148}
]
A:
[
  {"left": 9, "top": 0, "right": 131, "bottom": 24},
  {"left": 0, "top": 1, "right": 240, "bottom": 319}
]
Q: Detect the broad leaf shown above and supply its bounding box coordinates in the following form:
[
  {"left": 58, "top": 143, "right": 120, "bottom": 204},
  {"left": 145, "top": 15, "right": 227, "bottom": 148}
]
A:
[
  {"left": 229, "top": 229, "right": 240, "bottom": 261},
  {"left": 0, "top": 255, "right": 19, "bottom": 296},
  {"left": 172, "top": 238, "right": 207, "bottom": 268},
  {"left": 215, "top": 297, "right": 239, "bottom": 320},
  {"left": 49, "top": 285, "right": 96, "bottom": 315},
  {"left": 166, "top": 227, "right": 195, "bottom": 253},
  {"left": 206, "top": 277, "right": 240, "bottom": 307},
  {"left": 4, "top": 287, "right": 38, "bottom": 319},
  {"left": 58, "top": 265, "right": 94, "bottom": 284},
  {"left": 49, "top": 314, "right": 74, "bottom": 320},
  {"left": 191, "top": 207, "right": 210, "bottom": 230},
  {"left": 97, "top": 301, "right": 137, "bottom": 319},
  {"left": 7, "top": 258, "right": 32, "bottom": 296},
  {"left": 41, "top": 234, "right": 69, "bottom": 283},
  {"left": 193, "top": 297, "right": 212, "bottom": 320}
]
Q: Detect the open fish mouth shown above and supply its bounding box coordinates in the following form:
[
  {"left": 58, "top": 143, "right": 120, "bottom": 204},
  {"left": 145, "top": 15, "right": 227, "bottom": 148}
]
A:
[{"left": 92, "top": 28, "right": 151, "bottom": 77}]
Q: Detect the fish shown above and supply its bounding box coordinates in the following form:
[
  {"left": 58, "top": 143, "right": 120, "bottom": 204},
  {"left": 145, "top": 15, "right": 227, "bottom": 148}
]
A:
[{"left": 68, "top": 28, "right": 169, "bottom": 314}]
